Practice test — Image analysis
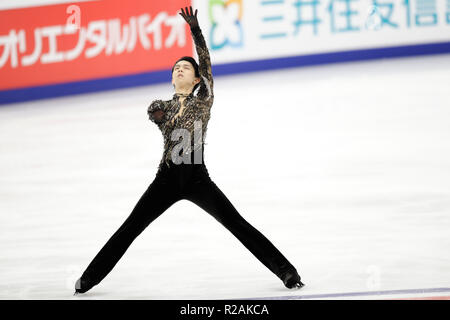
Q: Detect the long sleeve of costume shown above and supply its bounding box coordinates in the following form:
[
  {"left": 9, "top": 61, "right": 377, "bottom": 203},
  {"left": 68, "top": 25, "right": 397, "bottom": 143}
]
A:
[{"left": 190, "top": 25, "right": 214, "bottom": 105}]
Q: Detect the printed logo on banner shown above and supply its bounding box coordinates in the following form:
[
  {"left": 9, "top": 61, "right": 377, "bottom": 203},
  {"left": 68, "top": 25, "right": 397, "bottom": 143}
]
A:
[
  {"left": 0, "top": 0, "right": 192, "bottom": 90},
  {"left": 447, "top": 0, "right": 450, "bottom": 23},
  {"left": 208, "top": 0, "right": 244, "bottom": 50},
  {"left": 257, "top": 0, "right": 447, "bottom": 39}
]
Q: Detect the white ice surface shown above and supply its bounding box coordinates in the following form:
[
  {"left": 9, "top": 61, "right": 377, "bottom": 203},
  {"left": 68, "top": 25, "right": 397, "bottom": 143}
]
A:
[{"left": 1, "top": 54, "right": 450, "bottom": 300}]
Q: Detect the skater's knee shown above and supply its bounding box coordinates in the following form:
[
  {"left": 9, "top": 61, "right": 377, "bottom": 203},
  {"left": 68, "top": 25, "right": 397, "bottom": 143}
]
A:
[{"left": 218, "top": 213, "right": 247, "bottom": 230}]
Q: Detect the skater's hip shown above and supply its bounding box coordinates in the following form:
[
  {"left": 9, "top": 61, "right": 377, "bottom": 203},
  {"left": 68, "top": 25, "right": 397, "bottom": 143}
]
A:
[
  {"left": 154, "top": 160, "right": 211, "bottom": 193},
  {"left": 157, "top": 159, "right": 209, "bottom": 178}
]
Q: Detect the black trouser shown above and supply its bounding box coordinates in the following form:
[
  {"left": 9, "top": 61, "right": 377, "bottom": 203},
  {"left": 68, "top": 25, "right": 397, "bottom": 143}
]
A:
[{"left": 80, "top": 160, "right": 297, "bottom": 288}]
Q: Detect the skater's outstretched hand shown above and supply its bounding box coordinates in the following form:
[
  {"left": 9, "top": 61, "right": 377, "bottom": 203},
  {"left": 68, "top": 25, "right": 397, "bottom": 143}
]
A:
[{"left": 179, "top": 6, "right": 199, "bottom": 29}]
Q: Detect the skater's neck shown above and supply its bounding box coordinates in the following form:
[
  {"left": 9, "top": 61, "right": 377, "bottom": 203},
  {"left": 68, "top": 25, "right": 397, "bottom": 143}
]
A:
[{"left": 174, "top": 84, "right": 194, "bottom": 96}]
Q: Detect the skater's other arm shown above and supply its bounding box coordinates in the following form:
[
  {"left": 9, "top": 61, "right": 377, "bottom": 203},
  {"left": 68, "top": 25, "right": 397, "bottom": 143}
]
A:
[
  {"left": 147, "top": 99, "right": 166, "bottom": 124},
  {"left": 180, "top": 7, "right": 214, "bottom": 105}
]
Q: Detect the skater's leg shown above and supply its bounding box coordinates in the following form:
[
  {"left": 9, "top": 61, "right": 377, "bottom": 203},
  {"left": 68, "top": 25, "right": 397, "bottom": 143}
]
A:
[
  {"left": 184, "top": 174, "right": 298, "bottom": 280},
  {"left": 78, "top": 177, "right": 179, "bottom": 291}
]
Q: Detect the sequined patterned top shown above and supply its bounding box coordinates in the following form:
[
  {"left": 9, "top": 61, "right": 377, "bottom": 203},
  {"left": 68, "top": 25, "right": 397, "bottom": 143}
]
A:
[{"left": 147, "top": 25, "right": 214, "bottom": 171}]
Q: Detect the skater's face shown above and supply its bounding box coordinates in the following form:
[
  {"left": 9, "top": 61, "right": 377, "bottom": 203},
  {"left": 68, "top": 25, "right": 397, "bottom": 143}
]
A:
[{"left": 171, "top": 60, "right": 200, "bottom": 91}]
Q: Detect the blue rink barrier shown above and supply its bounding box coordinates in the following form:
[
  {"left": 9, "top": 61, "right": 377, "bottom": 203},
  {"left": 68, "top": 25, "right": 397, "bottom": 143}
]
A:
[{"left": 1, "top": 41, "right": 450, "bottom": 105}]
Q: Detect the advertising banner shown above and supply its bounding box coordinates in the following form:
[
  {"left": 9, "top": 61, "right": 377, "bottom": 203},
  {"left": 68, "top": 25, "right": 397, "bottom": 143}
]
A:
[
  {"left": 1, "top": 0, "right": 449, "bottom": 104},
  {"left": 205, "top": 0, "right": 450, "bottom": 62},
  {"left": 0, "top": 0, "right": 191, "bottom": 91}
]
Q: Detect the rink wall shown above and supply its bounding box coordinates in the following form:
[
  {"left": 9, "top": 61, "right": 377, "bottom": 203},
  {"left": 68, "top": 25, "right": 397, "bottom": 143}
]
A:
[{"left": 1, "top": 0, "right": 450, "bottom": 105}]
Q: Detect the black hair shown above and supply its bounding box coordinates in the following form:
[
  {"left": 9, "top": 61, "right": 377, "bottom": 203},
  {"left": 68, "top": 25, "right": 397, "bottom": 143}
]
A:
[{"left": 172, "top": 56, "right": 201, "bottom": 94}]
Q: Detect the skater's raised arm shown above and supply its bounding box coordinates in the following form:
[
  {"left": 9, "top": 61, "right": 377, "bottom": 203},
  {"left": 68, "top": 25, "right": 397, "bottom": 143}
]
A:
[{"left": 179, "top": 6, "right": 214, "bottom": 104}]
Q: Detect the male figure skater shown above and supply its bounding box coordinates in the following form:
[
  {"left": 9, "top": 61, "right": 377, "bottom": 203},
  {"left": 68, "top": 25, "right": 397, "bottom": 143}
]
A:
[{"left": 75, "top": 6, "right": 304, "bottom": 295}]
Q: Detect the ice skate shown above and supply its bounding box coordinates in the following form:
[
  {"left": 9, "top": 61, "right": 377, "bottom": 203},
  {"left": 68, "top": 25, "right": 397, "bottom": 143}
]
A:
[
  {"left": 282, "top": 270, "right": 305, "bottom": 289},
  {"left": 74, "top": 276, "right": 94, "bottom": 294}
]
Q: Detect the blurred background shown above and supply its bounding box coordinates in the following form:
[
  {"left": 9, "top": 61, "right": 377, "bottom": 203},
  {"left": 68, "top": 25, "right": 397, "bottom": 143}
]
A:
[{"left": 1, "top": 0, "right": 450, "bottom": 300}]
